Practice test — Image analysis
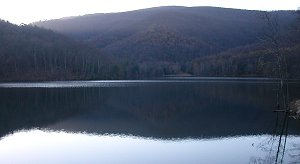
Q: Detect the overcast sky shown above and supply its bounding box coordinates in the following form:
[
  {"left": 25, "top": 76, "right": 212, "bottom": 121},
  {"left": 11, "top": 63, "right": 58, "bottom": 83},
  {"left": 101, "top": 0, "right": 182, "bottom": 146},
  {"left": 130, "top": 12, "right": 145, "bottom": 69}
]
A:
[{"left": 0, "top": 0, "right": 299, "bottom": 24}]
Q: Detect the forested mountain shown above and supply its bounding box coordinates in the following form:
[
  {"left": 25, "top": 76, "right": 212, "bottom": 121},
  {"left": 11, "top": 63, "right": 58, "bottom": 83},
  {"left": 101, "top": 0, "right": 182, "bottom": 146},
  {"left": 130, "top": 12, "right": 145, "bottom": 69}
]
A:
[
  {"left": 35, "top": 7, "right": 297, "bottom": 60},
  {"left": 1, "top": 7, "right": 299, "bottom": 81},
  {"left": 0, "top": 20, "right": 115, "bottom": 81},
  {"left": 34, "top": 6, "right": 300, "bottom": 78},
  {"left": 190, "top": 43, "right": 300, "bottom": 78}
]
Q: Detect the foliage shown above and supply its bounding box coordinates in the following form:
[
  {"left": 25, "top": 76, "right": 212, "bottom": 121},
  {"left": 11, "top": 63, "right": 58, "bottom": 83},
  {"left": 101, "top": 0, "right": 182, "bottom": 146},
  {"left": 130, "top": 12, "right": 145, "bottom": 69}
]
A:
[{"left": 1, "top": 7, "right": 300, "bottom": 80}]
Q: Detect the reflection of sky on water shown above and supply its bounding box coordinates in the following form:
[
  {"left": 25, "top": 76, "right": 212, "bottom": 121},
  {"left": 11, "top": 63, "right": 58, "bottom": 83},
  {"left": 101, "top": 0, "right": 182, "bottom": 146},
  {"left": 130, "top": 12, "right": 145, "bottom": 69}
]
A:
[
  {"left": 0, "top": 80, "right": 300, "bottom": 163},
  {"left": 0, "top": 129, "right": 299, "bottom": 164}
]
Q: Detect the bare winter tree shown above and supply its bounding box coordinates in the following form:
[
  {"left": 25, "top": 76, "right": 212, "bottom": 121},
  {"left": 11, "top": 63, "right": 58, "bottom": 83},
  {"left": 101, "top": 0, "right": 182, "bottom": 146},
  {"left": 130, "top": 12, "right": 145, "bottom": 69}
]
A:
[{"left": 259, "top": 11, "right": 291, "bottom": 164}]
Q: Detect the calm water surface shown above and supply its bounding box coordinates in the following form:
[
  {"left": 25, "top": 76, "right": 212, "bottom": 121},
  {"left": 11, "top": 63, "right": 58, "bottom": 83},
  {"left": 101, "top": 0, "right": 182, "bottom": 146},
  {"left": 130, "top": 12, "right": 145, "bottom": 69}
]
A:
[{"left": 0, "top": 79, "right": 300, "bottom": 163}]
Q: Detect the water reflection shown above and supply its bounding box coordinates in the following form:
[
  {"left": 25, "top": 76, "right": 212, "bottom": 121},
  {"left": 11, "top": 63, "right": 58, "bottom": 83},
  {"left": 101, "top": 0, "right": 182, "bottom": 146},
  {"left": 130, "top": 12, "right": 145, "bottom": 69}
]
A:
[
  {"left": 0, "top": 129, "right": 299, "bottom": 164},
  {"left": 0, "top": 80, "right": 300, "bottom": 163},
  {"left": 0, "top": 87, "right": 107, "bottom": 137}
]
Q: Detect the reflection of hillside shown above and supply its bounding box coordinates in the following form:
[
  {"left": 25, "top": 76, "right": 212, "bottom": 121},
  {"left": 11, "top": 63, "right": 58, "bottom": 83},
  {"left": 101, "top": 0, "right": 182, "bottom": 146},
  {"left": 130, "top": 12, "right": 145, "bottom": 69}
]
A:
[
  {"left": 0, "top": 88, "right": 107, "bottom": 138},
  {"left": 49, "top": 82, "right": 300, "bottom": 139},
  {"left": 1, "top": 82, "right": 300, "bottom": 139}
]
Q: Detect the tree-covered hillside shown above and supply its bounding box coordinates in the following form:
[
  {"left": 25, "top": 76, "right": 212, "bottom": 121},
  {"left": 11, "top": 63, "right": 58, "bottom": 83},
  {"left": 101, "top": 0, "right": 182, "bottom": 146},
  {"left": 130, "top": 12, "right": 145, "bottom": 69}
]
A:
[
  {"left": 35, "top": 7, "right": 297, "bottom": 61},
  {"left": 1, "top": 7, "right": 299, "bottom": 81},
  {"left": 34, "top": 7, "right": 300, "bottom": 79},
  {"left": 0, "top": 20, "right": 114, "bottom": 81}
]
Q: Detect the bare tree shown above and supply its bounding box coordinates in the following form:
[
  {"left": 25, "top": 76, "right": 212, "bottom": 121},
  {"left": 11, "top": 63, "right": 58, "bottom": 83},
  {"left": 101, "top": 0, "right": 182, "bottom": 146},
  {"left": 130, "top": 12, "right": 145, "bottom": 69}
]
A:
[{"left": 259, "top": 11, "right": 291, "bottom": 164}]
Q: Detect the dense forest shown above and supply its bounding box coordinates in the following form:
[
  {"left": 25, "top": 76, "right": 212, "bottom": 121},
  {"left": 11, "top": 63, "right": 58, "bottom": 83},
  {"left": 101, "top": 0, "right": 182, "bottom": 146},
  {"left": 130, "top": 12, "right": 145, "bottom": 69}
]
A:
[
  {"left": 0, "top": 7, "right": 300, "bottom": 81},
  {"left": 0, "top": 20, "right": 119, "bottom": 81}
]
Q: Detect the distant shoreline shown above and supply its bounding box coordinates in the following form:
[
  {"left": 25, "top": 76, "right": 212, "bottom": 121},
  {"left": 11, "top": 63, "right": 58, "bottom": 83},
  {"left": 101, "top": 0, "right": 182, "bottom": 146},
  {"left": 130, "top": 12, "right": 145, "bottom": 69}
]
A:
[
  {"left": 1, "top": 76, "right": 300, "bottom": 82},
  {"left": 0, "top": 77, "right": 299, "bottom": 88}
]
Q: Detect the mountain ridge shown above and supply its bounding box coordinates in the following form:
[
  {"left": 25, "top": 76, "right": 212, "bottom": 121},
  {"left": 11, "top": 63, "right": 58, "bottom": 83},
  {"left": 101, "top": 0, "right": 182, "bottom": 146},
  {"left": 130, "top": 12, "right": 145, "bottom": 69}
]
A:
[
  {"left": 0, "top": 6, "right": 298, "bottom": 80},
  {"left": 33, "top": 6, "right": 299, "bottom": 79},
  {"left": 34, "top": 6, "right": 297, "bottom": 59}
]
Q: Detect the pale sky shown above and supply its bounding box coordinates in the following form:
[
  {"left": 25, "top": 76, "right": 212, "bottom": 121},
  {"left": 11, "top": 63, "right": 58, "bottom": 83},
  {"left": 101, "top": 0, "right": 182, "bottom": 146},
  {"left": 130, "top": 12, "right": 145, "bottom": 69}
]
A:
[{"left": 0, "top": 0, "right": 299, "bottom": 24}]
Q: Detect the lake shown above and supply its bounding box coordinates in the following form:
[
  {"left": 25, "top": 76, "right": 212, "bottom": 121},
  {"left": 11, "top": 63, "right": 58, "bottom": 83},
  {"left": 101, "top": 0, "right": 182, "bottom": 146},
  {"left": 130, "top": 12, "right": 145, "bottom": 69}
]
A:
[{"left": 0, "top": 79, "right": 300, "bottom": 163}]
